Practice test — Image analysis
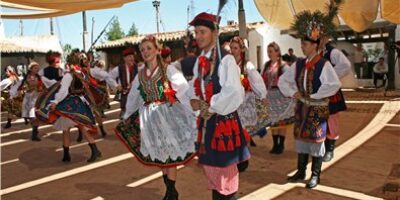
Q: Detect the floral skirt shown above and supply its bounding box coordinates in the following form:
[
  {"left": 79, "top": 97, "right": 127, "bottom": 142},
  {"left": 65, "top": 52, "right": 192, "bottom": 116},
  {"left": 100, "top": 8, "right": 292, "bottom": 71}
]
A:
[
  {"left": 115, "top": 102, "right": 197, "bottom": 168},
  {"left": 262, "top": 88, "right": 296, "bottom": 127},
  {"left": 1, "top": 91, "right": 22, "bottom": 117}
]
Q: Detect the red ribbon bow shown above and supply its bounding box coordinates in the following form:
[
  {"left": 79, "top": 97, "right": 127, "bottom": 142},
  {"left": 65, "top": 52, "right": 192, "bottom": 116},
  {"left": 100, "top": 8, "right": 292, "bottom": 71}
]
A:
[{"left": 198, "top": 56, "right": 211, "bottom": 76}]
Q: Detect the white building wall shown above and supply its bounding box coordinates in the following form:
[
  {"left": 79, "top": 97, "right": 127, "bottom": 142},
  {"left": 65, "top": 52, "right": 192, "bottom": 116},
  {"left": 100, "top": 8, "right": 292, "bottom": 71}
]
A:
[{"left": 248, "top": 24, "right": 302, "bottom": 71}]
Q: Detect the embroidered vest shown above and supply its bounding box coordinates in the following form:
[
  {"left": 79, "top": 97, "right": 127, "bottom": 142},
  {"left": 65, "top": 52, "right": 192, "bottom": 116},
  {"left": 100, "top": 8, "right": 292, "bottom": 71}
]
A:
[{"left": 294, "top": 58, "right": 329, "bottom": 143}]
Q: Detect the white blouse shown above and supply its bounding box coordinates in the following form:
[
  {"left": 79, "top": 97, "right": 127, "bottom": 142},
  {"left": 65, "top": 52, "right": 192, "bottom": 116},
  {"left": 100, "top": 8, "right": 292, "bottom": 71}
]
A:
[
  {"left": 38, "top": 67, "right": 65, "bottom": 89},
  {"left": 123, "top": 64, "right": 190, "bottom": 120},
  {"left": 244, "top": 61, "right": 267, "bottom": 99},
  {"left": 50, "top": 73, "right": 73, "bottom": 105},
  {"left": 90, "top": 67, "right": 118, "bottom": 89},
  {"left": 189, "top": 48, "right": 245, "bottom": 115},
  {"left": 278, "top": 59, "right": 341, "bottom": 100},
  {"left": 326, "top": 48, "right": 352, "bottom": 79}
]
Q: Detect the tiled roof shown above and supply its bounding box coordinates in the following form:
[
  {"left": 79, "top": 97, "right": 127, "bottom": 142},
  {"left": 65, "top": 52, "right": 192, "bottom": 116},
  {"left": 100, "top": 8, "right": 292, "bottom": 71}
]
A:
[{"left": 95, "top": 22, "right": 265, "bottom": 50}]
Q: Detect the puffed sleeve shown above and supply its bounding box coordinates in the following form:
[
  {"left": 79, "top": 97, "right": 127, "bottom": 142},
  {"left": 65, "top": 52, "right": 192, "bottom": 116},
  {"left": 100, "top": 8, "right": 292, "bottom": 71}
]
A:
[
  {"left": 330, "top": 49, "right": 351, "bottom": 79},
  {"left": 0, "top": 79, "right": 13, "bottom": 91},
  {"left": 278, "top": 62, "right": 298, "bottom": 98},
  {"left": 208, "top": 55, "right": 245, "bottom": 115},
  {"left": 166, "top": 64, "right": 190, "bottom": 108},
  {"left": 246, "top": 61, "right": 267, "bottom": 99},
  {"left": 39, "top": 69, "right": 57, "bottom": 88},
  {"left": 122, "top": 75, "right": 143, "bottom": 120},
  {"left": 51, "top": 73, "right": 73, "bottom": 104},
  {"left": 310, "top": 62, "right": 342, "bottom": 99}
]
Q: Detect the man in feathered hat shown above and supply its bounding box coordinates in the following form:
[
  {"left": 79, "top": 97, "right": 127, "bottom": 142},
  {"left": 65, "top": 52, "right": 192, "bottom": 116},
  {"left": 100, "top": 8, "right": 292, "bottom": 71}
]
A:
[
  {"left": 189, "top": 11, "right": 250, "bottom": 199},
  {"left": 278, "top": 1, "right": 343, "bottom": 188}
]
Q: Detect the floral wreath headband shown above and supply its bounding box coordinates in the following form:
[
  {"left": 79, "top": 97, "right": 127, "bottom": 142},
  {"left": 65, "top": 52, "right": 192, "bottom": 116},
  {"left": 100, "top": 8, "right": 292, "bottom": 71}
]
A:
[
  {"left": 230, "top": 36, "right": 248, "bottom": 52},
  {"left": 140, "top": 35, "right": 161, "bottom": 50}
]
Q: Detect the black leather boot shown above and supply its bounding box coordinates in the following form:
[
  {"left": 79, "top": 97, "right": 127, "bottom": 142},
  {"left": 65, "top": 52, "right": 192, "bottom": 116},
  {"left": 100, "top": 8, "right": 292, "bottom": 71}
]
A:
[
  {"left": 306, "top": 156, "right": 323, "bottom": 188},
  {"left": 275, "top": 136, "right": 285, "bottom": 154},
  {"left": 270, "top": 135, "right": 279, "bottom": 154},
  {"left": 287, "top": 153, "right": 308, "bottom": 182},
  {"left": 323, "top": 139, "right": 335, "bottom": 162},
  {"left": 76, "top": 128, "right": 83, "bottom": 142},
  {"left": 24, "top": 118, "right": 29, "bottom": 125},
  {"left": 250, "top": 138, "right": 257, "bottom": 147},
  {"left": 99, "top": 125, "right": 107, "bottom": 138},
  {"left": 31, "top": 126, "right": 41, "bottom": 141},
  {"left": 212, "top": 190, "right": 237, "bottom": 200},
  {"left": 87, "top": 143, "right": 102, "bottom": 162},
  {"left": 162, "top": 174, "right": 168, "bottom": 200},
  {"left": 4, "top": 118, "right": 12, "bottom": 129},
  {"left": 62, "top": 146, "right": 71, "bottom": 162},
  {"left": 164, "top": 178, "right": 179, "bottom": 200},
  {"left": 237, "top": 160, "right": 249, "bottom": 173}
]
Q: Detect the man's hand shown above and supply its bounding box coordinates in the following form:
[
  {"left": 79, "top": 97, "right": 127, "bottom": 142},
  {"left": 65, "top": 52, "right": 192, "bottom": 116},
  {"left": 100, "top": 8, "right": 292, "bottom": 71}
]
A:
[
  {"left": 293, "top": 92, "right": 302, "bottom": 99},
  {"left": 116, "top": 85, "right": 122, "bottom": 92}
]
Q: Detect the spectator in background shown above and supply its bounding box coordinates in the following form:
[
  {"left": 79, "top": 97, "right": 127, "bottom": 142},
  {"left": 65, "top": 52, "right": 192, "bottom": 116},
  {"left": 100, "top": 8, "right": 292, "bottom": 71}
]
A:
[
  {"left": 161, "top": 46, "right": 172, "bottom": 65},
  {"left": 180, "top": 39, "right": 198, "bottom": 80},
  {"left": 288, "top": 48, "right": 297, "bottom": 62},
  {"left": 282, "top": 54, "right": 295, "bottom": 66},
  {"left": 353, "top": 44, "right": 367, "bottom": 78},
  {"left": 373, "top": 57, "right": 388, "bottom": 88}
]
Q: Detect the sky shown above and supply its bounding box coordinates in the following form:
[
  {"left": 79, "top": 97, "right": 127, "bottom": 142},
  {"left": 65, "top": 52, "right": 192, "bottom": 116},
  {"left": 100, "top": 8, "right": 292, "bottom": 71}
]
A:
[{"left": 1, "top": 0, "right": 265, "bottom": 50}]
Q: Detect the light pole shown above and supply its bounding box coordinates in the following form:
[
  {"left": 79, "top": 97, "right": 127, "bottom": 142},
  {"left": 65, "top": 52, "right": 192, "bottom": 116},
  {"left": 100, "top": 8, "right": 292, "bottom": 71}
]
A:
[
  {"left": 152, "top": 0, "right": 160, "bottom": 34},
  {"left": 238, "top": 0, "right": 247, "bottom": 39}
]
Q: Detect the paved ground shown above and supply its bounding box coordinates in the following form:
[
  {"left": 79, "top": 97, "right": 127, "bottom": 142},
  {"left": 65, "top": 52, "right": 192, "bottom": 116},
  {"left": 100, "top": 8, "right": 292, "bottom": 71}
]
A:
[{"left": 1, "top": 90, "right": 399, "bottom": 200}]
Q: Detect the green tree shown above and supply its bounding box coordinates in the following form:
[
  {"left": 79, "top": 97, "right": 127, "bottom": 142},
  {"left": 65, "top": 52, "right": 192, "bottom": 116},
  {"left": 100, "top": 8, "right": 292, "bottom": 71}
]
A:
[
  {"left": 127, "top": 22, "right": 139, "bottom": 37},
  {"left": 105, "top": 17, "right": 125, "bottom": 41},
  {"left": 63, "top": 43, "right": 72, "bottom": 54}
]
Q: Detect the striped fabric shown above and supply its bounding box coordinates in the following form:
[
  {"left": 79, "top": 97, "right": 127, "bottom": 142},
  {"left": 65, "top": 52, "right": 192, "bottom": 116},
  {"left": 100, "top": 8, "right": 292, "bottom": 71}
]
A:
[{"left": 202, "top": 164, "right": 239, "bottom": 195}]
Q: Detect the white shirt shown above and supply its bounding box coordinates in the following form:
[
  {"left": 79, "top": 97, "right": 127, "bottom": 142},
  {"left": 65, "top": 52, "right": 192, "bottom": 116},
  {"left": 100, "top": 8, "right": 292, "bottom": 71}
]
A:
[
  {"left": 327, "top": 48, "right": 352, "bottom": 79},
  {"left": 123, "top": 64, "right": 190, "bottom": 120},
  {"left": 109, "top": 64, "right": 135, "bottom": 85},
  {"left": 373, "top": 63, "right": 388, "bottom": 74},
  {"left": 244, "top": 61, "right": 267, "bottom": 99},
  {"left": 0, "top": 78, "right": 13, "bottom": 91},
  {"left": 278, "top": 59, "right": 341, "bottom": 100},
  {"left": 50, "top": 73, "right": 74, "bottom": 104},
  {"left": 38, "top": 67, "right": 65, "bottom": 88},
  {"left": 90, "top": 67, "right": 118, "bottom": 89},
  {"left": 189, "top": 48, "right": 245, "bottom": 115}
]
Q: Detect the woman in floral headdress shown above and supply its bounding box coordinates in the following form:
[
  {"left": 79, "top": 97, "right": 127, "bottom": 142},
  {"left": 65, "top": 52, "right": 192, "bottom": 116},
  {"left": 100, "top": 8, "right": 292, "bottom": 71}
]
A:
[
  {"left": 17, "top": 61, "right": 44, "bottom": 141},
  {"left": 229, "top": 36, "right": 268, "bottom": 148},
  {"left": 1, "top": 66, "right": 22, "bottom": 129},
  {"left": 118, "top": 35, "right": 197, "bottom": 200},
  {"left": 260, "top": 42, "right": 296, "bottom": 155}
]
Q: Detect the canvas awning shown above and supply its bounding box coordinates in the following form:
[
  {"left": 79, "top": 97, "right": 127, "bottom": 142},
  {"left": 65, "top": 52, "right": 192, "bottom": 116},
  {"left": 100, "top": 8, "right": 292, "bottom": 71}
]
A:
[
  {"left": 0, "top": 0, "right": 138, "bottom": 19},
  {"left": 254, "top": 0, "right": 400, "bottom": 32}
]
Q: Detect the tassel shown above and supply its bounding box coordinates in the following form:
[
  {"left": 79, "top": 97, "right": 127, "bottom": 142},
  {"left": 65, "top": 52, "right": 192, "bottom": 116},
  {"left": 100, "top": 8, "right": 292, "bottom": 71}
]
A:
[
  {"left": 217, "top": 139, "right": 226, "bottom": 151},
  {"left": 214, "top": 123, "right": 222, "bottom": 138},
  {"left": 243, "top": 129, "right": 251, "bottom": 143},
  {"left": 211, "top": 138, "right": 217, "bottom": 150},
  {"left": 235, "top": 134, "right": 242, "bottom": 147},
  {"left": 197, "top": 131, "right": 203, "bottom": 143},
  {"left": 224, "top": 119, "right": 232, "bottom": 135},
  {"left": 232, "top": 119, "right": 240, "bottom": 135},
  {"left": 196, "top": 117, "right": 201, "bottom": 128},
  {"left": 164, "top": 88, "right": 177, "bottom": 104},
  {"left": 227, "top": 137, "right": 234, "bottom": 151}
]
